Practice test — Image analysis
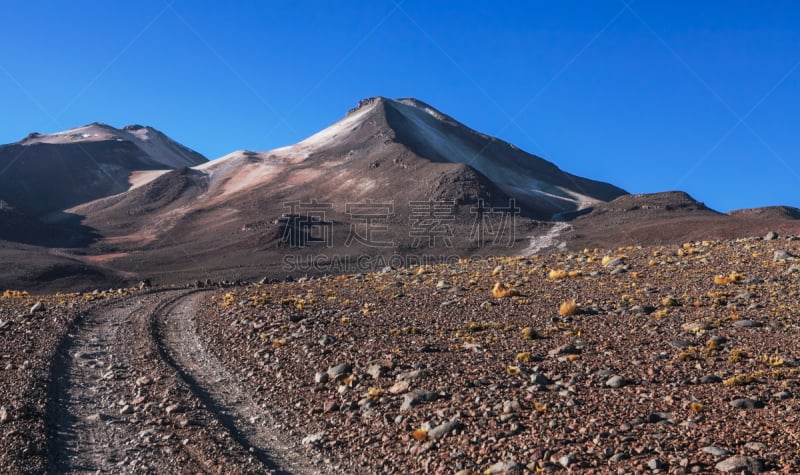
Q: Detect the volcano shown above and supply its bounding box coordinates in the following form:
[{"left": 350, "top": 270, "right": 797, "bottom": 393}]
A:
[{"left": 1, "top": 97, "right": 798, "bottom": 290}]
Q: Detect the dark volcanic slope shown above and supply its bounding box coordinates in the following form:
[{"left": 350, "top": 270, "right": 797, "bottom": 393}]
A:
[
  {"left": 566, "top": 192, "right": 800, "bottom": 249},
  {"left": 64, "top": 97, "right": 629, "bottom": 284},
  {"left": 0, "top": 123, "right": 207, "bottom": 217}
]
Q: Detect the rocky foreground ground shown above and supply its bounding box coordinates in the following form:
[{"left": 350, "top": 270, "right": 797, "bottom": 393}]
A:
[
  {"left": 1, "top": 232, "right": 800, "bottom": 474},
  {"left": 196, "top": 233, "right": 800, "bottom": 474}
]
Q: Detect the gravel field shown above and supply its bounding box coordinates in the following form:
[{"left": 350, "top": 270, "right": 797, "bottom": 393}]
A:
[
  {"left": 2, "top": 233, "right": 800, "bottom": 474},
  {"left": 196, "top": 235, "right": 800, "bottom": 474}
]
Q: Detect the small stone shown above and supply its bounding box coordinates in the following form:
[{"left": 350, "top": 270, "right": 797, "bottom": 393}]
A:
[
  {"left": 733, "top": 319, "right": 762, "bottom": 328},
  {"left": 730, "top": 398, "right": 763, "bottom": 409},
  {"left": 30, "top": 301, "right": 45, "bottom": 313},
  {"left": 681, "top": 322, "right": 710, "bottom": 333},
  {"left": 301, "top": 431, "right": 326, "bottom": 446},
  {"left": 165, "top": 404, "right": 185, "bottom": 415},
  {"left": 326, "top": 363, "right": 353, "bottom": 381},
  {"left": 396, "top": 369, "right": 427, "bottom": 381},
  {"left": 436, "top": 280, "right": 451, "bottom": 289},
  {"left": 699, "top": 375, "right": 722, "bottom": 384},
  {"left": 774, "top": 250, "right": 794, "bottom": 262},
  {"left": 319, "top": 335, "right": 335, "bottom": 346},
  {"left": 647, "top": 458, "right": 664, "bottom": 470},
  {"left": 502, "top": 400, "right": 521, "bottom": 413},
  {"left": 530, "top": 373, "right": 553, "bottom": 385},
  {"left": 774, "top": 390, "right": 792, "bottom": 400},
  {"left": 139, "top": 428, "right": 159, "bottom": 439},
  {"left": 135, "top": 376, "right": 152, "bottom": 387},
  {"left": 764, "top": 231, "right": 778, "bottom": 241},
  {"left": 559, "top": 454, "right": 578, "bottom": 468},
  {"left": 388, "top": 380, "right": 410, "bottom": 394},
  {"left": 0, "top": 406, "right": 9, "bottom": 423},
  {"left": 366, "top": 364, "right": 387, "bottom": 379},
  {"left": 610, "top": 452, "right": 630, "bottom": 463},
  {"left": 485, "top": 460, "right": 522, "bottom": 474},
  {"left": 401, "top": 390, "right": 438, "bottom": 411},
  {"left": 744, "top": 442, "right": 766, "bottom": 451},
  {"left": 605, "top": 375, "right": 629, "bottom": 388},
  {"left": 715, "top": 455, "right": 764, "bottom": 473},
  {"left": 322, "top": 400, "right": 339, "bottom": 413},
  {"left": 119, "top": 405, "right": 134, "bottom": 415},
  {"left": 701, "top": 446, "right": 731, "bottom": 457},
  {"left": 646, "top": 412, "right": 672, "bottom": 423},
  {"left": 429, "top": 419, "right": 461, "bottom": 440},
  {"left": 668, "top": 340, "right": 696, "bottom": 348},
  {"left": 549, "top": 344, "right": 580, "bottom": 356},
  {"left": 314, "top": 372, "right": 329, "bottom": 384}
]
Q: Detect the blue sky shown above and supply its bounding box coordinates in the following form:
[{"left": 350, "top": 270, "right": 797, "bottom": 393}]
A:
[{"left": 1, "top": 1, "right": 799, "bottom": 212}]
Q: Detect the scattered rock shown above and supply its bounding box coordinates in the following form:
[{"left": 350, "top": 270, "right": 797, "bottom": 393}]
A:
[
  {"left": 699, "top": 375, "right": 723, "bottom": 384},
  {"left": 400, "top": 390, "right": 439, "bottom": 411},
  {"left": 327, "top": 363, "right": 353, "bottom": 381},
  {"left": 764, "top": 231, "right": 778, "bottom": 241},
  {"left": 388, "top": 380, "right": 410, "bottom": 394},
  {"left": 773, "top": 390, "right": 792, "bottom": 400},
  {"left": 702, "top": 446, "right": 731, "bottom": 457},
  {"left": 366, "top": 364, "right": 387, "bottom": 379},
  {"left": 774, "top": 250, "right": 794, "bottom": 262},
  {"left": 119, "top": 405, "right": 134, "bottom": 415},
  {"left": 485, "top": 460, "right": 522, "bottom": 474},
  {"left": 135, "top": 376, "right": 152, "bottom": 387},
  {"left": 646, "top": 412, "right": 672, "bottom": 423},
  {"left": 428, "top": 419, "right": 461, "bottom": 439},
  {"left": 396, "top": 369, "right": 427, "bottom": 381},
  {"left": 549, "top": 344, "right": 580, "bottom": 356},
  {"left": 301, "top": 431, "right": 327, "bottom": 446},
  {"left": 715, "top": 455, "right": 764, "bottom": 473},
  {"left": 605, "top": 375, "right": 630, "bottom": 388},
  {"left": 0, "top": 406, "right": 9, "bottom": 423},
  {"left": 530, "top": 373, "right": 553, "bottom": 385},
  {"left": 733, "top": 319, "right": 762, "bottom": 328},
  {"left": 730, "top": 398, "right": 764, "bottom": 409},
  {"left": 681, "top": 321, "right": 710, "bottom": 333},
  {"left": 165, "top": 404, "right": 185, "bottom": 415},
  {"left": 29, "top": 301, "right": 45, "bottom": 313},
  {"left": 559, "top": 453, "right": 578, "bottom": 468}
]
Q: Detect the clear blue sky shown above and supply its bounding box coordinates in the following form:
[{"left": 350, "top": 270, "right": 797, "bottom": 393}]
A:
[{"left": 1, "top": 1, "right": 798, "bottom": 212}]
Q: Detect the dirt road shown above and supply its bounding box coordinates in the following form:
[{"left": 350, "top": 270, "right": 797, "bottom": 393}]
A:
[{"left": 47, "top": 289, "right": 319, "bottom": 474}]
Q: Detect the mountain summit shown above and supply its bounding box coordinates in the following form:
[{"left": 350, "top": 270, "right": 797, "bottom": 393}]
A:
[{"left": 0, "top": 123, "right": 206, "bottom": 217}]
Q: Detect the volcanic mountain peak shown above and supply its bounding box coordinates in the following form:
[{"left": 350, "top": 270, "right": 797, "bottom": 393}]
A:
[{"left": 19, "top": 122, "right": 207, "bottom": 169}]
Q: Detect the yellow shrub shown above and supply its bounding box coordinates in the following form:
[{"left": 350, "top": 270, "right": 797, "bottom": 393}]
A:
[
  {"left": 558, "top": 300, "right": 581, "bottom": 316},
  {"left": 515, "top": 352, "right": 533, "bottom": 363},
  {"left": 492, "top": 282, "right": 519, "bottom": 298},
  {"left": 520, "top": 327, "right": 537, "bottom": 340},
  {"left": 723, "top": 373, "right": 755, "bottom": 386},
  {"left": 728, "top": 348, "right": 747, "bottom": 363}
]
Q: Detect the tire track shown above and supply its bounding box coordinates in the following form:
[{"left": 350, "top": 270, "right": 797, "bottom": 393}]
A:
[
  {"left": 48, "top": 289, "right": 313, "bottom": 474},
  {"left": 153, "top": 292, "right": 321, "bottom": 475}
]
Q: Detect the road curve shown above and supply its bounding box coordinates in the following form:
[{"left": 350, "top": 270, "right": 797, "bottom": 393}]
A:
[{"left": 47, "top": 289, "right": 319, "bottom": 474}]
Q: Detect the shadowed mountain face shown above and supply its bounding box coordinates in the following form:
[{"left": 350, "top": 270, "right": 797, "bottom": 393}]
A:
[
  {"left": 1, "top": 97, "right": 798, "bottom": 290},
  {"left": 0, "top": 123, "right": 207, "bottom": 217}
]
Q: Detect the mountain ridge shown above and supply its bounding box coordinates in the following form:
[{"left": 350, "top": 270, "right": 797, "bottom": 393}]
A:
[{"left": 1, "top": 96, "right": 798, "bottom": 291}]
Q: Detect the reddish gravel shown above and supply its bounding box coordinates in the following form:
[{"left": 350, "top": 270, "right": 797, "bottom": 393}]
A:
[{"left": 196, "top": 234, "right": 800, "bottom": 474}]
